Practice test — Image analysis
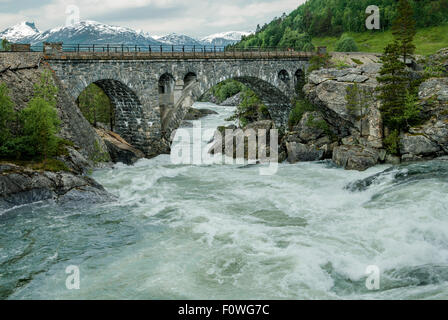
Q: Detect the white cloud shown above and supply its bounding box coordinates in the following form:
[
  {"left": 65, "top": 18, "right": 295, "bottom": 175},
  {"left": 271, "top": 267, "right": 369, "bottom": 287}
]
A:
[{"left": 0, "top": 0, "right": 306, "bottom": 37}]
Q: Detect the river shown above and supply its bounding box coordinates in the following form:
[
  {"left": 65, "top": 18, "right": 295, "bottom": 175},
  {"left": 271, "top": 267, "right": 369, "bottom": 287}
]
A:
[{"left": 1, "top": 102, "right": 448, "bottom": 300}]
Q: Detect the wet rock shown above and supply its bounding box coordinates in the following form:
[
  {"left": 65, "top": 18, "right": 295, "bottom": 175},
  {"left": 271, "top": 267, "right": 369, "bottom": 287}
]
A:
[
  {"left": 332, "top": 145, "right": 379, "bottom": 171},
  {"left": 184, "top": 107, "right": 218, "bottom": 120},
  {"left": 286, "top": 142, "right": 324, "bottom": 163},
  {"left": 0, "top": 169, "right": 113, "bottom": 210},
  {"left": 220, "top": 92, "right": 243, "bottom": 106},
  {"left": 385, "top": 154, "right": 401, "bottom": 165},
  {"left": 400, "top": 133, "right": 441, "bottom": 156}
]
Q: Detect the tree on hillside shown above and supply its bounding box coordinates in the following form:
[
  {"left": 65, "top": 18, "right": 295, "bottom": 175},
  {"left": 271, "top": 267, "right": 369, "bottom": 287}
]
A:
[
  {"left": 376, "top": 42, "right": 408, "bottom": 131},
  {"left": 346, "top": 83, "right": 370, "bottom": 136},
  {"left": 391, "top": 0, "right": 417, "bottom": 63},
  {"left": 335, "top": 34, "right": 359, "bottom": 52}
]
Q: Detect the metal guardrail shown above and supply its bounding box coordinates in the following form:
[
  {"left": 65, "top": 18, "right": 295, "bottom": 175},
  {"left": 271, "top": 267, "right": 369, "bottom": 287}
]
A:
[{"left": 1, "top": 44, "right": 317, "bottom": 59}]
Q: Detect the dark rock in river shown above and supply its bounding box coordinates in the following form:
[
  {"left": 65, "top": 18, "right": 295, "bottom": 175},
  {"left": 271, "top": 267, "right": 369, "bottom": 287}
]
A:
[
  {"left": 183, "top": 107, "right": 218, "bottom": 120},
  {"left": 286, "top": 142, "right": 325, "bottom": 163},
  {"left": 0, "top": 164, "right": 114, "bottom": 211},
  {"left": 332, "top": 145, "right": 380, "bottom": 171}
]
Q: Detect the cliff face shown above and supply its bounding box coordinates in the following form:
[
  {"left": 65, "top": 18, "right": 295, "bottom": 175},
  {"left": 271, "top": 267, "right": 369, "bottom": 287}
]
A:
[
  {"left": 0, "top": 53, "right": 109, "bottom": 163},
  {"left": 0, "top": 53, "right": 111, "bottom": 209},
  {"left": 293, "top": 50, "right": 448, "bottom": 171}
]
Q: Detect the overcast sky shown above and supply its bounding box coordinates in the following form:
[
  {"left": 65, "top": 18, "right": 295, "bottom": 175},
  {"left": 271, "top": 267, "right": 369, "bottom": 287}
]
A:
[{"left": 0, "top": 0, "right": 306, "bottom": 37}]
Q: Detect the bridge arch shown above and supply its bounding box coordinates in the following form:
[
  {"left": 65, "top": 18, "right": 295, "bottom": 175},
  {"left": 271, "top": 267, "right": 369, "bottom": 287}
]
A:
[
  {"left": 278, "top": 70, "right": 290, "bottom": 83},
  {"left": 164, "top": 74, "right": 293, "bottom": 142},
  {"left": 294, "top": 69, "right": 305, "bottom": 94},
  {"left": 77, "top": 79, "right": 147, "bottom": 151},
  {"left": 183, "top": 72, "right": 197, "bottom": 88}
]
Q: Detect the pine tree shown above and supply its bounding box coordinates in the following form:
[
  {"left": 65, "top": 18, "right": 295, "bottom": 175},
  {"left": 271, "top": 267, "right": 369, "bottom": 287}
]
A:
[
  {"left": 346, "top": 83, "right": 370, "bottom": 136},
  {"left": 376, "top": 42, "right": 408, "bottom": 131},
  {"left": 392, "top": 0, "right": 416, "bottom": 63}
]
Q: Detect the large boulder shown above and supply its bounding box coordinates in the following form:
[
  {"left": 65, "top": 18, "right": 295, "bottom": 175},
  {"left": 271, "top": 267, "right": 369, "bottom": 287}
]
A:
[
  {"left": 184, "top": 107, "right": 218, "bottom": 120},
  {"left": 286, "top": 142, "right": 324, "bottom": 163},
  {"left": 0, "top": 164, "right": 113, "bottom": 210},
  {"left": 96, "top": 129, "right": 145, "bottom": 165},
  {"left": 220, "top": 92, "right": 243, "bottom": 106},
  {"left": 400, "top": 133, "right": 441, "bottom": 157},
  {"left": 293, "top": 111, "right": 327, "bottom": 142},
  {"left": 208, "top": 121, "right": 276, "bottom": 161},
  {"left": 332, "top": 145, "right": 380, "bottom": 171}
]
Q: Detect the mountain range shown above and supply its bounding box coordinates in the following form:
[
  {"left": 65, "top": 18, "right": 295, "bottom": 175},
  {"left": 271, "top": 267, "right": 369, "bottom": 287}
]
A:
[{"left": 0, "top": 21, "right": 252, "bottom": 47}]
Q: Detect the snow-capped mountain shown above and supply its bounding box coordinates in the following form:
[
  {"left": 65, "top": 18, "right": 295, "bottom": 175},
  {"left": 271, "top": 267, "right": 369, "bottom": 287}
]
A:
[
  {"left": 0, "top": 20, "right": 251, "bottom": 48},
  {"left": 201, "top": 31, "right": 253, "bottom": 46},
  {"left": 17, "top": 20, "right": 161, "bottom": 45},
  {"left": 153, "top": 33, "right": 203, "bottom": 46},
  {"left": 0, "top": 21, "right": 40, "bottom": 43}
]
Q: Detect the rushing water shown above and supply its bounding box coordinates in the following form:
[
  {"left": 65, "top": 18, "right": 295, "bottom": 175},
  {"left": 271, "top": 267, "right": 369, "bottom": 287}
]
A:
[{"left": 1, "top": 102, "right": 448, "bottom": 300}]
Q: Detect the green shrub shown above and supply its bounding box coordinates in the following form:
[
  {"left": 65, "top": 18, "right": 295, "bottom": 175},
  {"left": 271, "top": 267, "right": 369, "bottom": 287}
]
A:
[
  {"left": 306, "top": 113, "right": 331, "bottom": 136},
  {"left": 0, "top": 83, "right": 15, "bottom": 145},
  {"left": 351, "top": 58, "right": 364, "bottom": 65},
  {"left": 335, "top": 35, "right": 359, "bottom": 52},
  {"left": 288, "top": 98, "right": 316, "bottom": 128},
  {"left": 22, "top": 96, "right": 61, "bottom": 160},
  {"left": 278, "top": 28, "right": 315, "bottom": 51},
  {"left": 212, "top": 80, "right": 244, "bottom": 103},
  {"left": 333, "top": 59, "right": 351, "bottom": 69},
  {"left": 384, "top": 129, "right": 400, "bottom": 155},
  {"left": 0, "top": 39, "right": 11, "bottom": 51},
  {"left": 226, "top": 87, "right": 269, "bottom": 127}
]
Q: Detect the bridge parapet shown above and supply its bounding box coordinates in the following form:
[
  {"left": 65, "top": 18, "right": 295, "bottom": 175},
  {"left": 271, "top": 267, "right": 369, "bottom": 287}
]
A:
[{"left": 44, "top": 51, "right": 315, "bottom": 61}]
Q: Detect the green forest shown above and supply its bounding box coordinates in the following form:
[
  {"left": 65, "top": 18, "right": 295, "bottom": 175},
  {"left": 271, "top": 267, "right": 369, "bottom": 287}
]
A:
[{"left": 235, "top": 0, "right": 448, "bottom": 53}]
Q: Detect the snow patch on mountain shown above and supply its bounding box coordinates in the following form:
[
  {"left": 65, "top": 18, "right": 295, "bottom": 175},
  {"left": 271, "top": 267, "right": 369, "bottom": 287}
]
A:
[
  {"left": 155, "top": 33, "right": 203, "bottom": 46},
  {"left": 1, "top": 20, "right": 251, "bottom": 48},
  {"left": 201, "top": 31, "right": 252, "bottom": 46},
  {"left": 0, "top": 21, "right": 40, "bottom": 43},
  {"left": 18, "top": 20, "right": 161, "bottom": 45}
]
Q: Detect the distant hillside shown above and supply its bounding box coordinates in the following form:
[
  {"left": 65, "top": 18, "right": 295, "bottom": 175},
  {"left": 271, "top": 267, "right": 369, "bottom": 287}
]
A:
[
  {"left": 313, "top": 24, "right": 448, "bottom": 56},
  {"left": 236, "top": 0, "right": 448, "bottom": 50}
]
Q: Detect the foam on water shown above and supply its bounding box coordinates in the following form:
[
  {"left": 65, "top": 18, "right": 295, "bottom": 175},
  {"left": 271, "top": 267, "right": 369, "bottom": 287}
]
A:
[{"left": 2, "top": 103, "right": 448, "bottom": 300}]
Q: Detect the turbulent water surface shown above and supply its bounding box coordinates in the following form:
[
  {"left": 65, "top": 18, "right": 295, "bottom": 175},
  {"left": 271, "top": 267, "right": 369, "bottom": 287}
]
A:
[{"left": 1, "top": 102, "right": 448, "bottom": 300}]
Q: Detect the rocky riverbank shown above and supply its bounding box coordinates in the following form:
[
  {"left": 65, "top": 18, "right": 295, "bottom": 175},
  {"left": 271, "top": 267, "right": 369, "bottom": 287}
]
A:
[
  {"left": 0, "top": 163, "right": 114, "bottom": 211},
  {"left": 0, "top": 53, "right": 117, "bottom": 209},
  {"left": 206, "top": 49, "right": 448, "bottom": 171},
  {"left": 283, "top": 49, "right": 448, "bottom": 170}
]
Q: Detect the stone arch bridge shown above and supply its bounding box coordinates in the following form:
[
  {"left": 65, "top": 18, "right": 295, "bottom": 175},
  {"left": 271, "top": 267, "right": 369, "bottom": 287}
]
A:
[{"left": 47, "top": 52, "right": 311, "bottom": 156}]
